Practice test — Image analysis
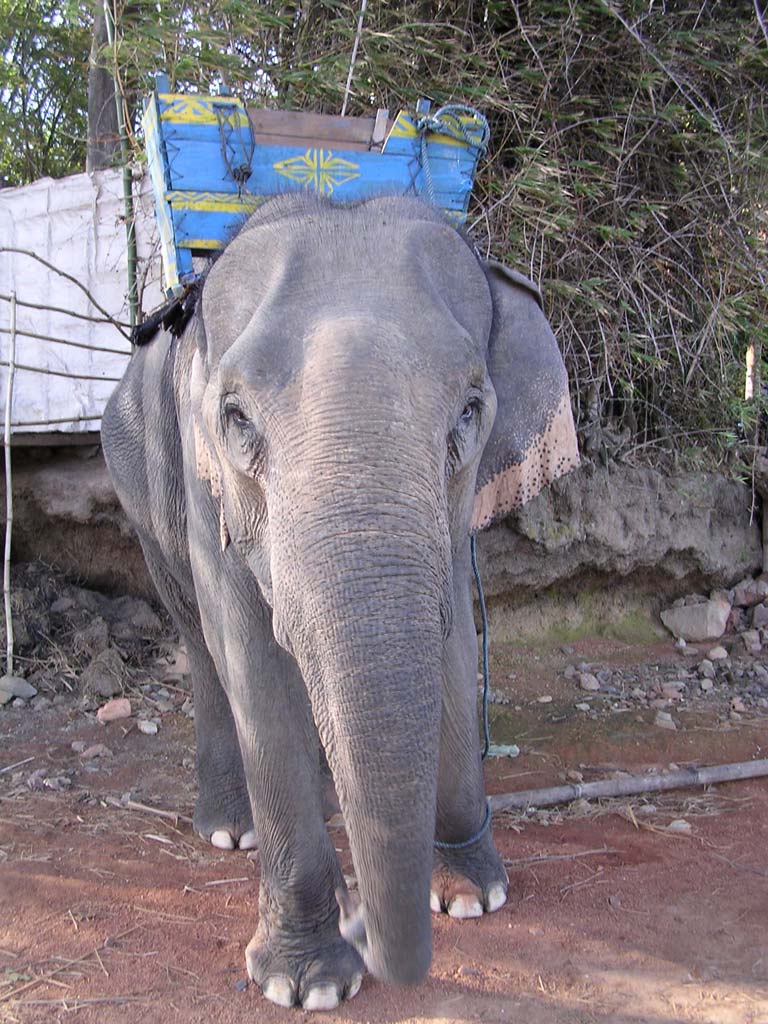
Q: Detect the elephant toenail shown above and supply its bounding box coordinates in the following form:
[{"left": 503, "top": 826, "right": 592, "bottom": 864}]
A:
[
  {"left": 237, "top": 829, "right": 258, "bottom": 850},
  {"left": 210, "top": 829, "right": 235, "bottom": 850},
  {"left": 447, "top": 895, "right": 483, "bottom": 919},
  {"left": 302, "top": 983, "right": 340, "bottom": 1011},
  {"left": 429, "top": 890, "right": 443, "bottom": 914},
  {"left": 486, "top": 882, "right": 508, "bottom": 912},
  {"left": 347, "top": 972, "right": 364, "bottom": 999},
  {"left": 263, "top": 975, "right": 296, "bottom": 1008}
]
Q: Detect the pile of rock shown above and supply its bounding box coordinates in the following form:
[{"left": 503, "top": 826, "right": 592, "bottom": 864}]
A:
[
  {"left": 563, "top": 628, "right": 768, "bottom": 729},
  {"left": 660, "top": 574, "right": 768, "bottom": 653},
  {"left": 0, "top": 562, "right": 174, "bottom": 711}
]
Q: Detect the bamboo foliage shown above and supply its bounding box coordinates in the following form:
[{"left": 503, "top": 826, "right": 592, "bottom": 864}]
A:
[{"left": 1, "top": 1, "right": 766, "bottom": 466}]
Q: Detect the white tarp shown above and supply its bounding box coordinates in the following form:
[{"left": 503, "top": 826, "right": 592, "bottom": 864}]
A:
[{"left": 0, "top": 169, "right": 163, "bottom": 434}]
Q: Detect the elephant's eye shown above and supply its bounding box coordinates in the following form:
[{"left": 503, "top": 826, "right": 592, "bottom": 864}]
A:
[
  {"left": 222, "top": 399, "right": 251, "bottom": 432},
  {"left": 225, "top": 405, "right": 250, "bottom": 430},
  {"left": 458, "top": 397, "right": 481, "bottom": 427}
]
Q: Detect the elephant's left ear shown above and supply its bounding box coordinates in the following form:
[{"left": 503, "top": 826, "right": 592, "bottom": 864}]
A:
[{"left": 472, "top": 261, "right": 579, "bottom": 532}]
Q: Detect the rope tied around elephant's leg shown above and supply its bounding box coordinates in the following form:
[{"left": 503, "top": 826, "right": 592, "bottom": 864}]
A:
[{"left": 433, "top": 801, "right": 491, "bottom": 851}]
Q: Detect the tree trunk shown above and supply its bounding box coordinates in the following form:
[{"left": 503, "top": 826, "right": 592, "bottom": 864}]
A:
[{"left": 87, "top": 3, "right": 119, "bottom": 172}]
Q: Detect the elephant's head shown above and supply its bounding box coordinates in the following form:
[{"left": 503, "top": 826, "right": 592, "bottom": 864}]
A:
[{"left": 189, "top": 194, "right": 578, "bottom": 983}]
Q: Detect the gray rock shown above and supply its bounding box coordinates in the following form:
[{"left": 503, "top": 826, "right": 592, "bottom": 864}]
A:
[
  {"left": 700, "top": 679, "right": 714, "bottom": 692},
  {"left": 654, "top": 711, "right": 677, "bottom": 730},
  {"left": 698, "top": 660, "right": 716, "bottom": 680},
  {"left": 0, "top": 675, "right": 38, "bottom": 700},
  {"left": 109, "top": 597, "right": 163, "bottom": 638},
  {"left": 660, "top": 598, "right": 730, "bottom": 642},
  {"left": 741, "top": 629, "right": 762, "bottom": 654},
  {"left": 79, "top": 648, "right": 125, "bottom": 698},
  {"left": 707, "top": 646, "right": 728, "bottom": 661},
  {"left": 752, "top": 604, "right": 768, "bottom": 630},
  {"left": 579, "top": 673, "right": 601, "bottom": 692},
  {"left": 31, "top": 695, "right": 51, "bottom": 711},
  {"left": 733, "top": 577, "right": 768, "bottom": 608},
  {"left": 137, "top": 719, "right": 159, "bottom": 735}
]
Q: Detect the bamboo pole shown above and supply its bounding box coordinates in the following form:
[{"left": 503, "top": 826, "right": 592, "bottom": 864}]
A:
[
  {"left": 488, "top": 758, "right": 768, "bottom": 814},
  {"left": 3, "top": 292, "right": 17, "bottom": 674},
  {"left": 104, "top": 0, "right": 139, "bottom": 330},
  {"left": 11, "top": 416, "right": 102, "bottom": 428}
]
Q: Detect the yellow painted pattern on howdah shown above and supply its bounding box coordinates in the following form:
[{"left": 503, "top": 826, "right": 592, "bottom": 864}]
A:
[
  {"left": 178, "top": 238, "right": 230, "bottom": 250},
  {"left": 385, "top": 111, "right": 480, "bottom": 148},
  {"left": 273, "top": 149, "right": 361, "bottom": 195},
  {"left": 166, "top": 191, "right": 266, "bottom": 214},
  {"left": 158, "top": 93, "right": 250, "bottom": 128}
]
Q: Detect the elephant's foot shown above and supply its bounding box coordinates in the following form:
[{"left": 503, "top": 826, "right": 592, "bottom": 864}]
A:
[
  {"left": 193, "top": 786, "right": 256, "bottom": 851},
  {"left": 246, "top": 925, "right": 364, "bottom": 1011},
  {"left": 430, "top": 835, "right": 508, "bottom": 919}
]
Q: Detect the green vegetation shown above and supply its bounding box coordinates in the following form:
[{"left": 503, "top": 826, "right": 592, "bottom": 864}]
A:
[{"left": 1, "top": 1, "right": 766, "bottom": 466}]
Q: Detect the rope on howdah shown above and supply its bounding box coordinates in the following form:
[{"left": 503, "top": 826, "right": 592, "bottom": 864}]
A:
[{"left": 413, "top": 105, "right": 491, "bottom": 205}]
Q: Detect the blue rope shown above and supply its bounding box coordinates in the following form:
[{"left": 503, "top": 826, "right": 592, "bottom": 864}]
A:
[
  {"left": 433, "top": 535, "right": 492, "bottom": 852},
  {"left": 434, "top": 801, "right": 491, "bottom": 851},
  {"left": 471, "top": 533, "right": 491, "bottom": 760},
  {"left": 413, "top": 104, "right": 491, "bottom": 205}
]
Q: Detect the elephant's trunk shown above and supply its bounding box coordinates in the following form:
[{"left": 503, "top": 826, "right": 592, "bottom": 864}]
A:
[{"left": 271, "top": 459, "right": 448, "bottom": 984}]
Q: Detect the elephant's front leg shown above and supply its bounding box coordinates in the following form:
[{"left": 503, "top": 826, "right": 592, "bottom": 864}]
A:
[
  {"left": 196, "top": 574, "right": 363, "bottom": 1010},
  {"left": 432, "top": 541, "right": 508, "bottom": 919}
]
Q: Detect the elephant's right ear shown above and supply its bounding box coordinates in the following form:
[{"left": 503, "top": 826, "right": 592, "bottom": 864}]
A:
[{"left": 472, "top": 261, "right": 579, "bottom": 531}]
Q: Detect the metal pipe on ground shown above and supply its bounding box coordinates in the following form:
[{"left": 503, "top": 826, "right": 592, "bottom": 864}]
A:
[{"left": 489, "top": 758, "right": 768, "bottom": 814}]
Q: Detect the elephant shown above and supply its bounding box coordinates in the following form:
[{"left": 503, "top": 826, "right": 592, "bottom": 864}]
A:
[{"left": 102, "top": 193, "right": 578, "bottom": 1011}]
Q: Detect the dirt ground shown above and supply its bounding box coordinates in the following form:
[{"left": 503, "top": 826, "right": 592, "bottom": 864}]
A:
[{"left": 2, "top": 614, "right": 768, "bottom": 1023}]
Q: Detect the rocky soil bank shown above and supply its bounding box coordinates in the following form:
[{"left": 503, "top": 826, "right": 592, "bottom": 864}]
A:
[{"left": 2, "top": 448, "right": 763, "bottom": 640}]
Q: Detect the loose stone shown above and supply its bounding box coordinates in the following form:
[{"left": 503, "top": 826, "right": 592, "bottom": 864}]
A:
[
  {"left": 96, "top": 697, "right": 131, "bottom": 724},
  {"left": 579, "top": 673, "right": 601, "bottom": 692},
  {"left": 0, "top": 675, "right": 38, "bottom": 700},
  {"left": 654, "top": 710, "right": 677, "bottom": 730}
]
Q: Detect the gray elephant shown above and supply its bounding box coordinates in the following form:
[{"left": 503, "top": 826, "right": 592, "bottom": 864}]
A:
[{"left": 102, "top": 194, "right": 578, "bottom": 1011}]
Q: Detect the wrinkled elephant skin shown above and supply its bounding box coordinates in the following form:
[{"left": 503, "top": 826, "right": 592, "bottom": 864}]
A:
[{"left": 102, "top": 195, "right": 578, "bottom": 1010}]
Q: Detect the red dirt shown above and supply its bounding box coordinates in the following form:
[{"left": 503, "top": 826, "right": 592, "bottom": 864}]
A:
[{"left": 2, "top": 636, "right": 767, "bottom": 1023}]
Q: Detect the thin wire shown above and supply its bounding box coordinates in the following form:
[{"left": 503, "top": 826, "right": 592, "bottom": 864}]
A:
[
  {"left": 0, "top": 326, "right": 131, "bottom": 357},
  {"left": 0, "top": 248, "right": 131, "bottom": 339},
  {"left": 0, "top": 293, "right": 131, "bottom": 329},
  {"left": 341, "top": 0, "right": 368, "bottom": 117},
  {"left": 0, "top": 361, "right": 122, "bottom": 383}
]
